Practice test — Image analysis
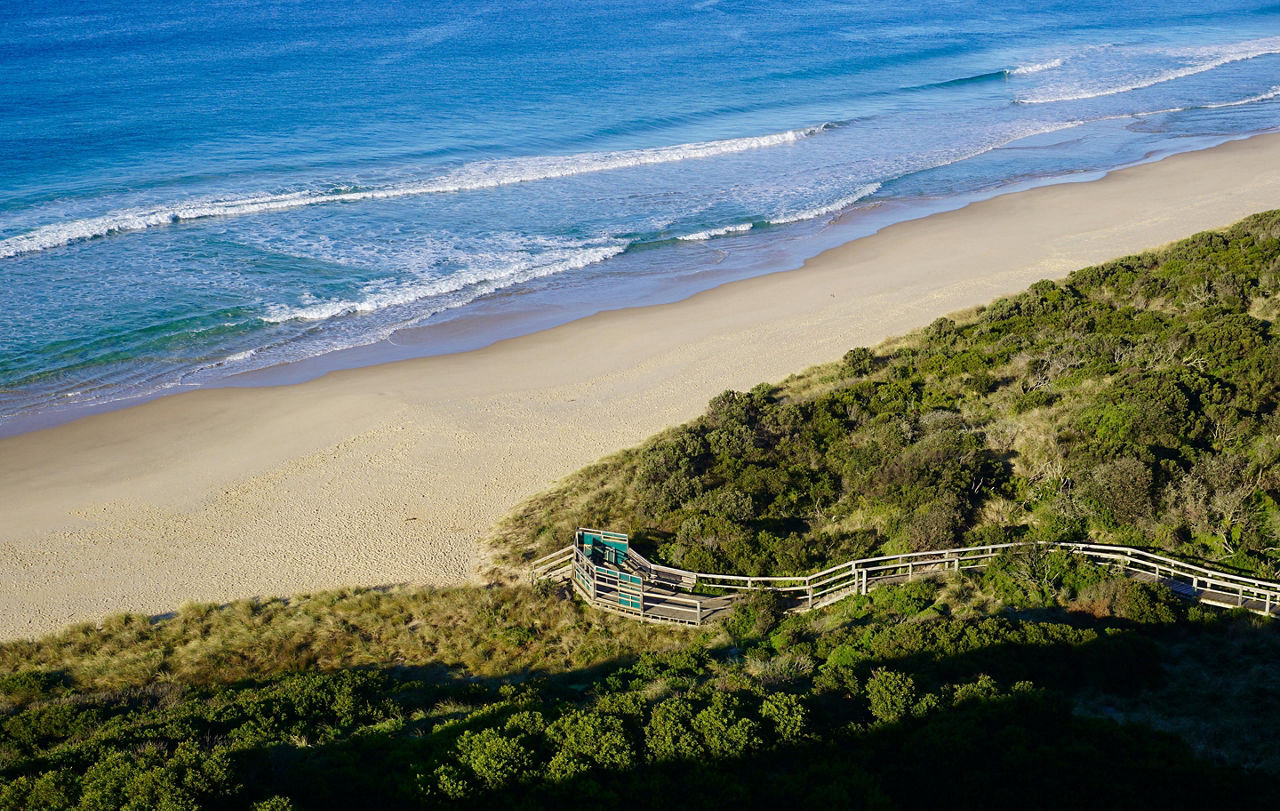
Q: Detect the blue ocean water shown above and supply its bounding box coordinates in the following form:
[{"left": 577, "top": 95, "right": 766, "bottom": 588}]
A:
[{"left": 2, "top": 0, "right": 1279, "bottom": 431}]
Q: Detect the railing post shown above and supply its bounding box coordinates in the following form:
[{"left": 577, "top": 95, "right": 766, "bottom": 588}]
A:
[
  {"left": 808, "top": 586, "right": 814, "bottom": 610},
  {"left": 696, "top": 599, "right": 702, "bottom": 625}
]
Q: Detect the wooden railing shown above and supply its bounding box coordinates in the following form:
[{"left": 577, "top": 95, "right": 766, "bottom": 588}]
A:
[
  {"left": 530, "top": 545, "right": 574, "bottom": 583},
  {"left": 1060, "top": 542, "right": 1280, "bottom": 615},
  {"left": 530, "top": 538, "right": 1280, "bottom": 626}
]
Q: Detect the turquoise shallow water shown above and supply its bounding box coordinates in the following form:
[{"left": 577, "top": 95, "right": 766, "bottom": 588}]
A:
[{"left": 2, "top": 0, "right": 1279, "bottom": 431}]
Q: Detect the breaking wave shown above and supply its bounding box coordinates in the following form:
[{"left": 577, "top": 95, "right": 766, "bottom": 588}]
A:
[
  {"left": 260, "top": 243, "right": 626, "bottom": 323},
  {"left": 0, "top": 123, "right": 839, "bottom": 260},
  {"left": 1010, "top": 58, "right": 1064, "bottom": 75},
  {"left": 1019, "top": 36, "right": 1280, "bottom": 104}
]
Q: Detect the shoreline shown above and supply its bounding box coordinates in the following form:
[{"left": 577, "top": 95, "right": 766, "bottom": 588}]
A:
[
  {"left": 2, "top": 130, "right": 1263, "bottom": 442},
  {"left": 3, "top": 132, "right": 1280, "bottom": 640}
]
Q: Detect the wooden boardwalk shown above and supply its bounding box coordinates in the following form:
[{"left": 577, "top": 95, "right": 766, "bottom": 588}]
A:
[{"left": 531, "top": 533, "right": 1280, "bottom": 627}]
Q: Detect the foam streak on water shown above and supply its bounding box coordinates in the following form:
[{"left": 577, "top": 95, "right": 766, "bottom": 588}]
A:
[{"left": 1018, "top": 36, "right": 1280, "bottom": 104}]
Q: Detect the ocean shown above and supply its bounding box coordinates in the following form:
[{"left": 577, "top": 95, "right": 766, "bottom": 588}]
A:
[{"left": 2, "top": 0, "right": 1279, "bottom": 433}]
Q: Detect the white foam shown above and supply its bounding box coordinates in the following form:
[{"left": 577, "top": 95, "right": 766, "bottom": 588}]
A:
[
  {"left": 1019, "top": 36, "right": 1280, "bottom": 104},
  {"left": 0, "top": 123, "right": 837, "bottom": 260},
  {"left": 677, "top": 222, "right": 754, "bottom": 241},
  {"left": 1125, "top": 86, "right": 1280, "bottom": 119},
  {"left": 1010, "top": 58, "right": 1063, "bottom": 75},
  {"left": 768, "top": 182, "right": 881, "bottom": 225},
  {"left": 1202, "top": 85, "right": 1280, "bottom": 108},
  {"left": 220, "top": 349, "right": 257, "bottom": 364},
  {"left": 261, "top": 242, "right": 626, "bottom": 324}
]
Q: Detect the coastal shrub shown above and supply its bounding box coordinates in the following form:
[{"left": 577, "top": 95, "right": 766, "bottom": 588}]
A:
[
  {"left": 760, "top": 693, "right": 808, "bottom": 743},
  {"left": 870, "top": 580, "right": 938, "bottom": 616},
  {"left": 644, "top": 697, "right": 705, "bottom": 762},
  {"left": 980, "top": 544, "right": 1102, "bottom": 607},
  {"left": 1079, "top": 457, "right": 1155, "bottom": 528},
  {"left": 546, "top": 711, "right": 635, "bottom": 781},
  {"left": 865, "top": 669, "right": 918, "bottom": 724},
  {"left": 842, "top": 347, "right": 875, "bottom": 376},
  {"left": 455, "top": 728, "right": 536, "bottom": 790},
  {"left": 1079, "top": 580, "right": 1183, "bottom": 624},
  {"left": 721, "top": 590, "right": 784, "bottom": 645},
  {"left": 692, "top": 692, "right": 762, "bottom": 758},
  {"left": 1, "top": 594, "right": 1276, "bottom": 807}
]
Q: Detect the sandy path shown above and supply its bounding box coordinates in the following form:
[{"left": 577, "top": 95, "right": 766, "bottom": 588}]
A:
[{"left": 2, "top": 133, "right": 1279, "bottom": 640}]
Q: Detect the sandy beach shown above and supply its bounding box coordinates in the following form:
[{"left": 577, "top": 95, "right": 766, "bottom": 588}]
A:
[{"left": 2, "top": 133, "right": 1279, "bottom": 640}]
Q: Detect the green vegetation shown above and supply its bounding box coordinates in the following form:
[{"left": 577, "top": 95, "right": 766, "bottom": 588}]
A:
[
  {"left": 1, "top": 570, "right": 1276, "bottom": 809},
  {"left": 5, "top": 212, "right": 1280, "bottom": 808},
  {"left": 498, "top": 211, "right": 1280, "bottom": 584}
]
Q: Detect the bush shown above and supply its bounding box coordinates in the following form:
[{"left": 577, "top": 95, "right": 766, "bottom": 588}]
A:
[
  {"left": 721, "top": 591, "right": 784, "bottom": 644},
  {"left": 1078, "top": 580, "right": 1183, "bottom": 624},
  {"left": 547, "top": 711, "right": 636, "bottom": 781},
  {"left": 866, "top": 669, "right": 918, "bottom": 724},
  {"left": 760, "top": 693, "right": 809, "bottom": 742},
  {"left": 1080, "top": 458, "right": 1155, "bottom": 527},
  {"left": 871, "top": 580, "right": 938, "bottom": 616},
  {"left": 454, "top": 728, "right": 536, "bottom": 790},
  {"left": 843, "top": 347, "right": 875, "bottom": 376},
  {"left": 692, "top": 693, "right": 762, "bottom": 758},
  {"left": 644, "top": 697, "right": 704, "bottom": 762}
]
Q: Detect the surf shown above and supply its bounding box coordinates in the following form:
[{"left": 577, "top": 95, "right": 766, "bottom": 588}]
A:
[{"left": 0, "top": 123, "right": 841, "bottom": 260}]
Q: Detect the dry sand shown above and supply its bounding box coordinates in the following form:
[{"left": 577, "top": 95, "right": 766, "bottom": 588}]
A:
[{"left": 3, "top": 133, "right": 1280, "bottom": 640}]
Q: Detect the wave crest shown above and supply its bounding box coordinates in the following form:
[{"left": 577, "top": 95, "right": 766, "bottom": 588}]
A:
[
  {"left": 769, "top": 183, "right": 881, "bottom": 225},
  {"left": 0, "top": 123, "right": 839, "bottom": 260},
  {"left": 1010, "top": 58, "right": 1064, "bottom": 75},
  {"left": 1018, "top": 36, "right": 1280, "bottom": 104},
  {"left": 1202, "top": 85, "right": 1280, "bottom": 108},
  {"left": 261, "top": 243, "right": 626, "bottom": 324},
  {"left": 677, "top": 223, "right": 755, "bottom": 241}
]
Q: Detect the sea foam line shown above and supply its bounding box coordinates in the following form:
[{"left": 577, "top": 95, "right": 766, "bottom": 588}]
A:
[
  {"left": 1077, "top": 85, "right": 1280, "bottom": 123},
  {"left": 677, "top": 223, "right": 754, "bottom": 241},
  {"left": 261, "top": 243, "right": 627, "bottom": 324},
  {"left": 0, "top": 123, "right": 838, "bottom": 260},
  {"left": 1202, "top": 85, "right": 1280, "bottom": 109},
  {"left": 769, "top": 183, "right": 882, "bottom": 225},
  {"left": 1019, "top": 35, "right": 1280, "bottom": 104},
  {"left": 674, "top": 182, "right": 882, "bottom": 243}
]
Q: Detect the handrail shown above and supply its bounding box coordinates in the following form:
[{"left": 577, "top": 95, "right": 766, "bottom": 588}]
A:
[
  {"left": 531, "top": 545, "right": 574, "bottom": 570},
  {"left": 529, "top": 545, "right": 575, "bottom": 585},
  {"left": 533, "top": 535, "right": 1280, "bottom": 625},
  {"left": 1063, "top": 542, "right": 1279, "bottom": 590}
]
